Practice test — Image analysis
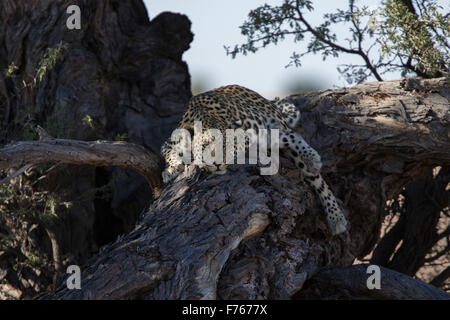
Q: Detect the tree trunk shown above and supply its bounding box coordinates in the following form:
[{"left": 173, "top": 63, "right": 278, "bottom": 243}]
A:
[
  {"left": 294, "top": 264, "right": 450, "bottom": 299},
  {"left": 0, "top": 0, "right": 449, "bottom": 300},
  {"left": 39, "top": 76, "right": 449, "bottom": 299},
  {"left": 0, "top": 130, "right": 164, "bottom": 194},
  {"left": 370, "top": 166, "right": 449, "bottom": 276},
  {"left": 0, "top": 0, "right": 192, "bottom": 299},
  {"left": 291, "top": 77, "right": 449, "bottom": 258}
]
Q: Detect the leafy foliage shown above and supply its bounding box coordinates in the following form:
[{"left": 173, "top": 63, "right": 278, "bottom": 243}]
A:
[
  {"left": 36, "top": 42, "right": 67, "bottom": 82},
  {"left": 226, "top": 0, "right": 449, "bottom": 84},
  {"left": 4, "top": 62, "right": 18, "bottom": 78}
]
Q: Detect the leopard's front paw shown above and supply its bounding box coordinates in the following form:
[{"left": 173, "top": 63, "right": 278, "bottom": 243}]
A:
[
  {"left": 162, "top": 170, "right": 174, "bottom": 184},
  {"left": 162, "top": 165, "right": 182, "bottom": 184}
]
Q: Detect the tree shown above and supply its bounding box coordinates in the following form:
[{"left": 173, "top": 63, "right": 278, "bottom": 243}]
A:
[
  {"left": 2, "top": 77, "right": 450, "bottom": 300},
  {"left": 0, "top": 0, "right": 449, "bottom": 300},
  {"left": 0, "top": 0, "right": 192, "bottom": 299},
  {"left": 226, "top": 0, "right": 450, "bottom": 292},
  {"left": 225, "top": 0, "right": 449, "bottom": 84}
]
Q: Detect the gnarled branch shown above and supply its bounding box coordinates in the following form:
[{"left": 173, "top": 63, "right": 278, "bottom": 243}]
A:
[
  {"left": 0, "top": 137, "right": 164, "bottom": 196},
  {"left": 39, "top": 77, "right": 450, "bottom": 300},
  {"left": 294, "top": 264, "right": 450, "bottom": 300}
]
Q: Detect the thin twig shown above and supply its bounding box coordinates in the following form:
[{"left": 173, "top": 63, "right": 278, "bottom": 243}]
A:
[{"left": 0, "top": 163, "right": 34, "bottom": 186}]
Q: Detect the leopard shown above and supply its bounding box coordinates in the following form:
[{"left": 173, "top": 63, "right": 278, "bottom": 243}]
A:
[{"left": 160, "top": 85, "right": 348, "bottom": 235}]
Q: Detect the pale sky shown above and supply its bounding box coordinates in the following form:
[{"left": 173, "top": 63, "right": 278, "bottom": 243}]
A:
[{"left": 142, "top": 0, "right": 442, "bottom": 98}]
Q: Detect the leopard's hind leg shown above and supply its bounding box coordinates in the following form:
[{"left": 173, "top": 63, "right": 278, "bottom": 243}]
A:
[{"left": 280, "top": 130, "right": 348, "bottom": 235}]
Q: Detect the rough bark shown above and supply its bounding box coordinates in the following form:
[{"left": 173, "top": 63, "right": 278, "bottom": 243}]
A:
[
  {"left": 42, "top": 164, "right": 354, "bottom": 299},
  {"left": 0, "top": 0, "right": 192, "bottom": 299},
  {"left": 370, "top": 166, "right": 449, "bottom": 276},
  {"left": 431, "top": 266, "right": 450, "bottom": 289},
  {"left": 0, "top": 134, "right": 164, "bottom": 194},
  {"left": 294, "top": 264, "right": 450, "bottom": 300},
  {"left": 39, "top": 76, "right": 449, "bottom": 299},
  {"left": 288, "top": 77, "right": 449, "bottom": 258},
  {"left": 0, "top": 0, "right": 448, "bottom": 300}
]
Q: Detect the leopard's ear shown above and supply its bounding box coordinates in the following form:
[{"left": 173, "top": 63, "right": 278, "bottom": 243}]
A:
[{"left": 274, "top": 100, "right": 301, "bottom": 128}]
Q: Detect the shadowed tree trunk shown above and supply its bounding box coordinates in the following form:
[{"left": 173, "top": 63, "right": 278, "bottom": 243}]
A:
[
  {"left": 294, "top": 264, "right": 450, "bottom": 300},
  {"left": 370, "top": 166, "right": 449, "bottom": 276},
  {"left": 0, "top": 0, "right": 192, "bottom": 299},
  {"left": 287, "top": 77, "right": 450, "bottom": 260},
  {"left": 0, "top": 0, "right": 449, "bottom": 300},
  {"left": 25, "top": 76, "right": 447, "bottom": 299}
]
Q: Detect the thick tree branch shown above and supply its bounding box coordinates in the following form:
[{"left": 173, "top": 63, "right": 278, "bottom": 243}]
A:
[
  {"left": 39, "top": 76, "right": 449, "bottom": 300},
  {"left": 0, "top": 0, "right": 192, "bottom": 300},
  {"left": 370, "top": 166, "right": 449, "bottom": 275},
  {"left": 294, "top": 264, "right": 450, "bottom": 299},
  {"left": 0, "top": 137, "right": 164, "bottom": 196},
  {"left": 430, "top": 266, "right": 450, "bottom": 289},
  {"left": 291, "top": 76, "right": 449, "bottom": 257}
]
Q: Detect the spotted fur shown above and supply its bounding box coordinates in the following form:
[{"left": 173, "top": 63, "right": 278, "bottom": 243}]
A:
[{"left": 161, "top": 85, "right": 348, "bottom": 235}]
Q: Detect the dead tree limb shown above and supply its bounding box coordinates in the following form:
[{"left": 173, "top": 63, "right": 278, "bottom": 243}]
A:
[
  {"left": 37, "top": 77, "right": 449, "bottom": 299},
  {"left": 294, "top": 264, "right": 450, "bottom": 300},
  {"left": 431, "top": 266, "right": 450, "bottom": 289},
  {"left": 0, "top": 0, "right": 192, "bottom": 300},
  {"left": 41, "top": 164, "right": 355, "bottom": 299},
  {"left": 0, "top": 137, "right": 164, "bottom": 195},
  {"left": 370, "top": 166, "right": 449, "bottom": 276},
  {"left": 289, "top": 76, "right": 450, "bottom": 258}
]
